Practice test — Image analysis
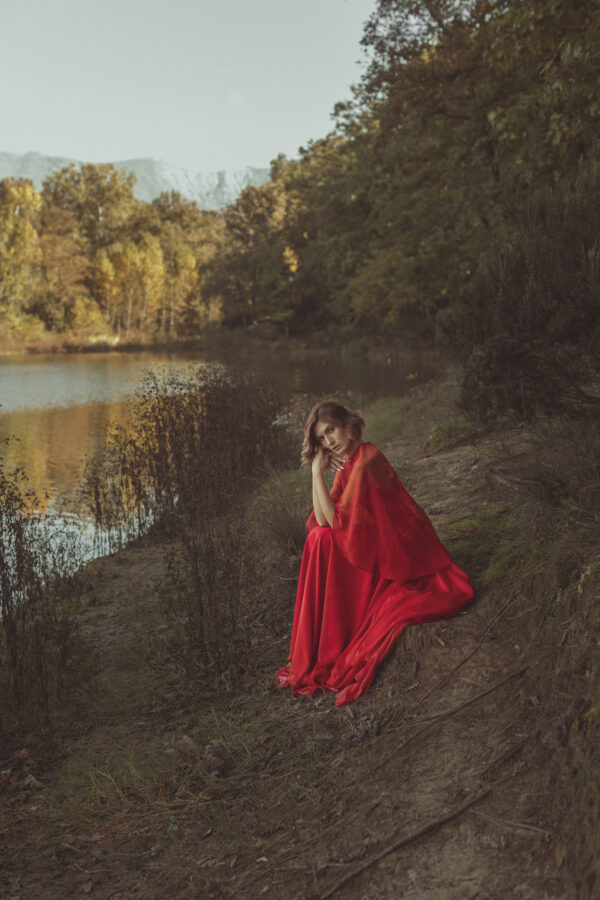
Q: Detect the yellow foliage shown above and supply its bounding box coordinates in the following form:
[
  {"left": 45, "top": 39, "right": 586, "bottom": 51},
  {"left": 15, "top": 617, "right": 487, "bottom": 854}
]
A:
[
  {"left": 0, "top": 179, "right": 43, "bottom": 310},
  {"left": 283, "top": 245, "right": 299, "bottom": 276},
  {"left": 68, "top": 296, "right": 108, "bottom": 336}
]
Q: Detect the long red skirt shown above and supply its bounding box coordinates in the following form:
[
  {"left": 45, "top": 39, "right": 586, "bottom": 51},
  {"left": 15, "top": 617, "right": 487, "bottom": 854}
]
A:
[{"left": 277, "top": 525, "right": 474, "bottom": 706}]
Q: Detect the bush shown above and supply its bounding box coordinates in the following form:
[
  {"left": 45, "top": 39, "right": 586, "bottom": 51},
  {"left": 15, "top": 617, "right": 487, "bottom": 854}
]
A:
[
  {"left": 82, "top": 365, "right": 290, "bottom": 679},
  {"left": 82, "top": 365, "right": 286, "bottom": 549},
  {"left": 440, "top": 158, "right": 600, "bottom": 422}
]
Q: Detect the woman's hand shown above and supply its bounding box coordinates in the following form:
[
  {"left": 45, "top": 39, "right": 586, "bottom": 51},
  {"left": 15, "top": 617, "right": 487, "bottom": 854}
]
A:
[{"left": 312, "top": 447, "right": 344, "bottom": 476}]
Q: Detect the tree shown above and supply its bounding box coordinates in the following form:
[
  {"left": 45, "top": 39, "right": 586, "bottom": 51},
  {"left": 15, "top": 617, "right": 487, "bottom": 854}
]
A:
[
  {"left": 274, "top": 126, "right": 378, "bottom": 334},
  {"left": 348, "top": 0, "right": 600, "bottom": 333},
  {"left": 150, "top": 192, "right": 225, "bottom": 336},
  {"left": 42, "top": 163, "right": 138, "bottom": 256},
  {"left": 93, "top": 235, "right": 166, "bottom": 337},
  {"left": 204, "top": 182, "right": 291, "bottom": 330},
  {"left": 440, "top": 158, "right": 600, "bottom": 420},
  {"left": 0, "top": 179, "right": 42, "bottom": 333},
  {"left": 31, "top": 204, "right": 92, "bottom": 332}
]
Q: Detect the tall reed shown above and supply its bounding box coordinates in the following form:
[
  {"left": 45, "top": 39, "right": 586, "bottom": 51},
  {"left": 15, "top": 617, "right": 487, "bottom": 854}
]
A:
[{"left": 0, "top": 462, "right": 82, "bottom": 747}]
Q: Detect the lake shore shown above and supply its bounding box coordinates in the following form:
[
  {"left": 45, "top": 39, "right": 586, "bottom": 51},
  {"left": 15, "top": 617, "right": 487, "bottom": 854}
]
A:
[
  {"left": 0, "top": 327, "right": 432, "bottom": 364},
  {"left": 1, "top": 372, "right": 598, "bottom": 898},
  {"left": 0, "top": 334, "right": 201, "bottom": 357}
]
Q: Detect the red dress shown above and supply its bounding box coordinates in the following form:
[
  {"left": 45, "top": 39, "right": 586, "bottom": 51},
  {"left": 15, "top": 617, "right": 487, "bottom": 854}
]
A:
[{"left": 276, "top": 442, "right": 473, "bottom": 706}]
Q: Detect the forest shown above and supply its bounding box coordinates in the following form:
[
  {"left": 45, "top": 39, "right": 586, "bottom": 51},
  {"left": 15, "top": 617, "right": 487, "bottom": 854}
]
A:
[{"left": 1, "top": 0, "right": 599, "bottom": 418}]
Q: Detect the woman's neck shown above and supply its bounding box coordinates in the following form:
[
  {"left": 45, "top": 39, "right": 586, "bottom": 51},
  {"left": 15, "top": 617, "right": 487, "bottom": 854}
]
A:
[{"left": 345, "top": 440, "right": 362, "bottom": 461}]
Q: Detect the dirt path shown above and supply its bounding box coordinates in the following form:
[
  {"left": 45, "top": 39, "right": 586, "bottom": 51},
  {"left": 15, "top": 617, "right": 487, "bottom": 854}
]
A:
[{"left": 1, "top": 415, "right": 564, "bottom": 899}]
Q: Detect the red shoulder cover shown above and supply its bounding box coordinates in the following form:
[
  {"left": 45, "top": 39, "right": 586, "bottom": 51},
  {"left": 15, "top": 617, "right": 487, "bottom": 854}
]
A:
[{"left": 308, "top": 443, "right": 451, "bottom": 583}]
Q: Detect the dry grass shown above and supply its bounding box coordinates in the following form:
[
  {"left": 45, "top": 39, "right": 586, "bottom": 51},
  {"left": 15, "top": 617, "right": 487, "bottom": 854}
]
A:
[{"left": 0, "top": 461, "right": 86, "bottom": 751}]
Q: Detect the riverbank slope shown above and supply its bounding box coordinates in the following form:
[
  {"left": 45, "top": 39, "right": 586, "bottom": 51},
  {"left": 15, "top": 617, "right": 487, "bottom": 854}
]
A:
[{"left": 1, "top": 372, "right": 597, "bottom": 899}]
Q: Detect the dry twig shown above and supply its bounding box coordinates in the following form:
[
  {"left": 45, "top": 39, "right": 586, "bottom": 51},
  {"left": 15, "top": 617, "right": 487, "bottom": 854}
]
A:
[{"left": 478, "top": 734, "right": 531, "bottom": 777}]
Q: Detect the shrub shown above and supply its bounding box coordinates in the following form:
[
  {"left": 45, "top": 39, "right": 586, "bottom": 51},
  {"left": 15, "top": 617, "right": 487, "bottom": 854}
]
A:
[
  {"left": 82, "top": 365, "right": 290, "bottom": 678},
  {"left": 81, "top": 365, "right": 286, "bottom": 549},
  {"left": 440, "top": 157, "right": 600, "bottom": 422}
]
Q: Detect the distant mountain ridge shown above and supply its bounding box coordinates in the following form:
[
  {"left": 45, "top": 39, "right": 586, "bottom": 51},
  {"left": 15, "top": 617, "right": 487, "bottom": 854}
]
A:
[{"left": 0, "top": 151, "right": 271, "bottom": 210}]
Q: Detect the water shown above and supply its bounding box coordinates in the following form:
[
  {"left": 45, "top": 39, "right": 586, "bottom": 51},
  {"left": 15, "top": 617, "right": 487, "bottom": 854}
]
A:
[{"left": 0, "top": 345, "right": 439, "bottom": 554}]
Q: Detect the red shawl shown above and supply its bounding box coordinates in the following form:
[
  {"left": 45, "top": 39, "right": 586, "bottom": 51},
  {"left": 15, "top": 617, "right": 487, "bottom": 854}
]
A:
[
  {"left": 308, "top": 442, "right": 451, "bottom": 582},
  {"left": 279, "top": 442, "right": 474, "bottom": 705}
]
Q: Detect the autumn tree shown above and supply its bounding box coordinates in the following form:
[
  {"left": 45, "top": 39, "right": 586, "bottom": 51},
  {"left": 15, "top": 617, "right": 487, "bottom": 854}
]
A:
[
  {"left": 28, "top": 204, "right": 103, "bottom": 334},
  {"left": 151, "top": 192, "right": 221, "bottom": 336},
  {"left": 0, "top": 179, "right": 43, "bottom": 337},
  {"left": 93, "top": 235, "right": 165, "bottom": 337},
  {"left": 42, "top": 163, "right": 138, "bottom": 257}
]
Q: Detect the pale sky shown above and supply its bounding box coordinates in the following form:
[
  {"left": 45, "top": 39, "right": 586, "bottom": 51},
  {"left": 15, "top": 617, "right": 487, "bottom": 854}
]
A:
[{"left": 2, "top": 0, "right": 376, "bottom": 174}]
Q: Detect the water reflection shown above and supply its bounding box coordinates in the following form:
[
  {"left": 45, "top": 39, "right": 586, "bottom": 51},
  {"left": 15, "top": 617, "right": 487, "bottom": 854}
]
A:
[
  {"left": 0, "top": 345, "right": 441, "bottom": 530},
  {"left": 0, "top": 350, "right": 204, "bottom": 413},
  {"left": 0, "top": 401, "right": 131, "bottom": 514}
]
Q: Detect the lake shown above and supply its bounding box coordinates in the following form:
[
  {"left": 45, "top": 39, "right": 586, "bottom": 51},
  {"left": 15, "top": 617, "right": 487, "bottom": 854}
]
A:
[{"left": 0, "top": 344, "right": 439, "bottom": 549}]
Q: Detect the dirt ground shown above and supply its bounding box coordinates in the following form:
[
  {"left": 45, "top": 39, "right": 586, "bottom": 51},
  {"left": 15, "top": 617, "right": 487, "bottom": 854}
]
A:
[{"left": 0, "top": 397, "right": 572, "bottom": 899}]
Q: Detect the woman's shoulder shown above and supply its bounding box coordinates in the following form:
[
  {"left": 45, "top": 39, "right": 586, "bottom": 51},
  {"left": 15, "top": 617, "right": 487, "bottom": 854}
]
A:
[
  {"left": 354, "top": 442, "right": 387, "bottom": 463},
  {"left": 352, "top": 442, "right": 393, "bottom": 476}
]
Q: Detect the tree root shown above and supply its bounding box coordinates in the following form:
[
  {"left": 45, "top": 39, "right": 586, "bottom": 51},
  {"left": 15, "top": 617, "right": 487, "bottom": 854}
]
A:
[{"left": 319, "top": 787, "right": 493, "bottom": 899}]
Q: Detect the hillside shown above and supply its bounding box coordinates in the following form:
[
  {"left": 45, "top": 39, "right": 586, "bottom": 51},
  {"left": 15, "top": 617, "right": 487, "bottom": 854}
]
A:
[
  {"left": 0, "top": 151, "right": 270, "bottom": 209},
  {"left": 1, "top": 375, "right": 597, "bottom": 898}
]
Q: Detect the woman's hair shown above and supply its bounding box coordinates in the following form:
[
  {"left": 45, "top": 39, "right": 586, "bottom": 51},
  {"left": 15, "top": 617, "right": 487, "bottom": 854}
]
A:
[{"left": 300, "top": 400, "right": 365, "bottom": 468}]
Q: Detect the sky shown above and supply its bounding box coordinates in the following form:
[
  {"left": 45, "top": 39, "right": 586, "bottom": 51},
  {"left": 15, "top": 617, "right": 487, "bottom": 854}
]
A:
[{"left": 2, "top": 0, "right": 376, "bottom": 174}]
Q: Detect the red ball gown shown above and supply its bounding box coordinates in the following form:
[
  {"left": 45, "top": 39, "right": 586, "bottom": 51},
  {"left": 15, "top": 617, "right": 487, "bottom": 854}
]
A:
[{"left": 276, "top": 442, "right": 474, "bottom": 706}]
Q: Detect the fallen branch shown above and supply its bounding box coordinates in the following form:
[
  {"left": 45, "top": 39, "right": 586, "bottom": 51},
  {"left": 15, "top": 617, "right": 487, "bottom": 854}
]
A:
[{"left": 319, "top": 788, "right": 492, "bottom": 899}]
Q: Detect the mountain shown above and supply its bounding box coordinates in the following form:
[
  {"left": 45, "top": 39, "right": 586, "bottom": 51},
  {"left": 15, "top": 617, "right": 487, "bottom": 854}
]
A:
[{"left": 0, "top": 151, "right": 271, "bottom": 210}]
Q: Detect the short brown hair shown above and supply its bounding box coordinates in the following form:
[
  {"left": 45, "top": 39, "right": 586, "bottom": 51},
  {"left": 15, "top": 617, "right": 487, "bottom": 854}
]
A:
[{"left": 300, "top": 400, "right": 365, "bottom": 468}]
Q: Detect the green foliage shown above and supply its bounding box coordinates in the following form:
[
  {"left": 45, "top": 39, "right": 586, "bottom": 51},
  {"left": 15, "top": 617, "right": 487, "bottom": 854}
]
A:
[
  {"left": 198, "top": 0, "right": 600, "bottom": 354},
  {"left": 203, "top": 181, "right": 292, "bottom": 329},
  {"left": 442, "top": 159, "right": 600, "bottom": 421}
]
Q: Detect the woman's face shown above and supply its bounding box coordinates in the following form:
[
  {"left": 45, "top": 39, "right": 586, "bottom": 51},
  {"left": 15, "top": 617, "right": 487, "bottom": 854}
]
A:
[{"left": 313, "top": 419, "right": 357, "bottom": 457}]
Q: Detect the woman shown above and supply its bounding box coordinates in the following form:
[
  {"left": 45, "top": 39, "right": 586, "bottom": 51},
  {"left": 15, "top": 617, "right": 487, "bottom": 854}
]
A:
[{"left": 276, "top": 400, "right": 474, "bottom": 707}]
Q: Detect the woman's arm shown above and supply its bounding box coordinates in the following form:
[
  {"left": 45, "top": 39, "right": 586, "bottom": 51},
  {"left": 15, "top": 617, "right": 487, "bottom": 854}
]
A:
[
  {"left": 311, "top": 448, "right": 339, "bottom": 527},
  {"left": 312, "top": 473, "right": 335, "bottom": 526},
  {"left": 312, "top": 476, "right": 327, "bottom": 525}
]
